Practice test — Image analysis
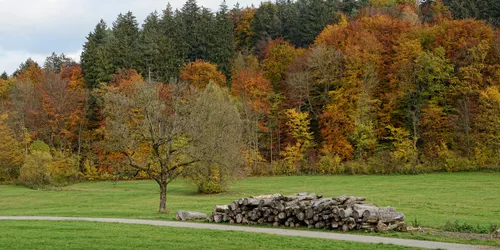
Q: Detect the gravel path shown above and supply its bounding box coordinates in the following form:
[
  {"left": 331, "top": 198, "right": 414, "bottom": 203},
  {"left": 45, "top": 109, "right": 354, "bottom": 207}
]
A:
[{"left": 0, "top": 216, "right": 498, "bottom": 250}]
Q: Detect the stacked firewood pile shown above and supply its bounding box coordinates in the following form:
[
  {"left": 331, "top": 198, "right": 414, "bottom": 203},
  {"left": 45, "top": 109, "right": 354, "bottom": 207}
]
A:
[{"left": 208, "top": 193, "right": 407, "bottom": 232}]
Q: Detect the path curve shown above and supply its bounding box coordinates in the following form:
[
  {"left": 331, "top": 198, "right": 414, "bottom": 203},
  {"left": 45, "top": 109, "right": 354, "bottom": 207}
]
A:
[{"left": 0, "top": 216, "right": 498, "bottom": 250}]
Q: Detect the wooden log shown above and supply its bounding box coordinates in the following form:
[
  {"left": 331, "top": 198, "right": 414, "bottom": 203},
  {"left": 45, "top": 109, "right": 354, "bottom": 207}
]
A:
[
  {"left": 251, "top": 194, "right": 283, "bottom": 200},
  {"left": 231, "top": 201, "right": 239, "bottom": 211},
  {"left": 259, "top": 198, "right": 274, "bottom": 208},
  {"left": 313, "top": 214, "right": 319, "bottom": 222},
  {"left": 244, "top": 198, "right": 260, "bottom": 206},
  {"left": 268, "top": 215, "right": 275, "bottom": 223},
  {"left": 278, "top": 212, "right": 287, "bottom": 220},
  {"left": 272, "top": 201, "right": 285, "bottom": 211},
  {"left": 297, "top": 212, "right": 305, "bottom": 221},
  {"left": 305, "top": 208, "right": 314, "bottom": 220},
  {"left": 236, "top": 213, "right": 243, "bottom": 223},
  {"left": 214, "top": 205, "right": 230, "bottom": 213},
  {"left": 334, "top": 195, "right": 350, "bottom": 204},
  {"left": 315, "top": 221, "right": 326, "bottom": 229},
  {"left": 176, "top": 210, "right": 208, "bottom": 221},
  {"left": 379, "top": 212, "right": 405, "bottom": 224},
  {"left": 242, "top": 217, "right": 249, "bottom": 224},
  {"left": 339, "top": 208, "right": 353, "bottom": 218},
  {"left": 214, "top": 214, "right": 223, "bottom": 223}
]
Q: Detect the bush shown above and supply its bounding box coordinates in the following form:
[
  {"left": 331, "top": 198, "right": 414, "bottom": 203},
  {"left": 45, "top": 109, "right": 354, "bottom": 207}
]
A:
[
  {"left": 188, "top": 165, "right": 229, "bottom": 194},
  {"left": 317, "top": 154, "right": 343, "bottom": 174},
  {"left": 19, "top": 148, "right": 52, "bottom": 188},
  {"left": 424, "top": 144, "right": 478, "bottom": 172},
  {"left": 19, "top": 141, "right": 80, "bottom": 188}
]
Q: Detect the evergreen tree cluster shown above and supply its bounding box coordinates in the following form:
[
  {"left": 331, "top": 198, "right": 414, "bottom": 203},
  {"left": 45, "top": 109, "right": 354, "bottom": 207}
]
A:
[{"left": 81, "top": 0, "right": 235, "bottom": 88}]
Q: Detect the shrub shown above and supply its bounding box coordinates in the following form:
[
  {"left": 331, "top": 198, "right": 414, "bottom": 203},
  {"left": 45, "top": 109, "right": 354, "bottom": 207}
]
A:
[
  {"left": 19, "top": 141, "right": 80, "bottom": 188},
  {"left": 318, "top": 154, "right": 343, "bottom": 174},
  {"left": 188, "top": 165, "right": 229, "bottom": 194},
  {"left": 19, "top": 147, "right": 52, "bottom": 188}
]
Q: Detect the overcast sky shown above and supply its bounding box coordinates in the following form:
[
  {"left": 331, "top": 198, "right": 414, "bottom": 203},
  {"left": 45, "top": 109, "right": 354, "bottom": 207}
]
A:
[{"left": 0, "top": 0, "right": 262, "bottom": 75}]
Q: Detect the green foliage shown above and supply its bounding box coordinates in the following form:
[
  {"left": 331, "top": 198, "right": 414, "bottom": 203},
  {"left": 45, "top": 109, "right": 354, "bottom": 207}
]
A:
[
  {"left": 191, "top": 165, "right": 227, "bottom": 194},
  {"left": 19, "top": 141, "right": 79, "bottom": 188},
  {"left": 81, "top": 19, "right": 113, "bottom": 89},
  {"left": 185, "top": 82, "right": 243, "bottom": 194},
  {"left": 442, "top": 0, "right": 500, "bottom": 27},
  {"left": 444, "top": 220, "right": 489, "bottom": 234},
  {"left": 317, "top": 154, "right": 343, "bottom": 174},
  {"left": 109, "top": 12, "right": 141, "bottom": 71}
]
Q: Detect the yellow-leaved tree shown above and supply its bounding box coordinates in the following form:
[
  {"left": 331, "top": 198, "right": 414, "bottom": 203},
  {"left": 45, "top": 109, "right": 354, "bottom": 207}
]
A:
[
  {"left": 0, "top": 114, "right": 24, "bottom": 181},
  {"left": 279, "top": 109, "right": 314, "bottom": 174}
]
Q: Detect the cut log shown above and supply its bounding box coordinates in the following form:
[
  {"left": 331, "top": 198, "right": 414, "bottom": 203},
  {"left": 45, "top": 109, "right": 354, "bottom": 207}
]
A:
[
  {"left": 315, "top": 221, "right": 326, "bottom": 229},
  {"left": 305, "top": 208, "right": 314, "bottom": 220},
  {"left": 259, "top": 198, "right": 274, "bottom": 208},
  {"left": 236, "top": 213, "right": 243, "bottom": 223},
  {"left": 339, "top": 208, "right": 353, "bottom": 218},
  {"left": 214, "top": 214, "right": 223, "bottom": 223},
  {"left": 176, "top": 210, "right": 208, "bottom": 221},
  {"left": 214, "top": 205, "right": 230, "bottom": 213}
]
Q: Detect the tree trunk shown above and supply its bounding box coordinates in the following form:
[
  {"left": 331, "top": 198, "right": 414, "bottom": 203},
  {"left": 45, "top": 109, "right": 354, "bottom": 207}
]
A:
[{"left": 159, "top": 182, "right": 167, "bottom": 213}]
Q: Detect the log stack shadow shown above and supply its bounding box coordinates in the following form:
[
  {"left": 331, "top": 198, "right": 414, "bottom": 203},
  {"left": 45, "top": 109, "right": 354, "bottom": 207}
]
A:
[{"left": 209, "top": 193, "right": 407, "bottom": 232}]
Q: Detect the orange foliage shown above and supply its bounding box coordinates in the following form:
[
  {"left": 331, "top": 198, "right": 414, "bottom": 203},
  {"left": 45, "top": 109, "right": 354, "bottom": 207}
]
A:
[
  {"left": 17, "top": 63, "right": 44, "bottom": 85},
  {"left": 110, "top": 69, "right": 144, "bottom": 96},
  {"left": 179, "top": 60, "right": 226, "bottom": 89},
  {"left": 232, "top": 69, "right": 272, "bottom": 114},
  {"left": 320, "top": 99, "right": 355, "bottom": 160},
  {"left": 60, "top": 64, "right": 85, "bottom": 89}
]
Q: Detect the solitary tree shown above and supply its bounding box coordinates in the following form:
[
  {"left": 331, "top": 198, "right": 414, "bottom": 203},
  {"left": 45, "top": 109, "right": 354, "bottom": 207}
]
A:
[{"left": 102, "top": 80, "right": 242, "bottom": 212}]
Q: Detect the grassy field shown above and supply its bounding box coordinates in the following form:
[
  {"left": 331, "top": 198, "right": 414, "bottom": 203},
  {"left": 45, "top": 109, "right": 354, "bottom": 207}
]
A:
[
  {"left": 0, "top": 221, "right": 417, "bottom": 250},
  {"left": 0, "top": 173, "right": 500, "bottom": 250},
  {"left": 1, "top": 172, "right": 498, "bottom": 228}
]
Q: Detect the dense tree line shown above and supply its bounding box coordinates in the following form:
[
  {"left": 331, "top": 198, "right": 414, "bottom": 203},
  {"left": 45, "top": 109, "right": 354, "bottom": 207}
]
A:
[{"left": 1, "top": 0, "right": 500, "bottom": 211}]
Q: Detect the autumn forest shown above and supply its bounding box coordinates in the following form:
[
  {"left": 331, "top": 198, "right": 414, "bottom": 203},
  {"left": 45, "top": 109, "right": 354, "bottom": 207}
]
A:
[{"left": 1, "top": 0, "right": 500, "bottom": 195}]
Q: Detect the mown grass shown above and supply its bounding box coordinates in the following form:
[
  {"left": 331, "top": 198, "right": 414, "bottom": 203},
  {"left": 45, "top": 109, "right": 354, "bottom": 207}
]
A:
[
  {"left": 0, "top": 173, "right": 499, "bottom": 247},
  {"left": 0, "top": 221, "right": 418, "bottom": 250},
  {"left": 1, "top": 173, "right": 498, "bottom": 228}
]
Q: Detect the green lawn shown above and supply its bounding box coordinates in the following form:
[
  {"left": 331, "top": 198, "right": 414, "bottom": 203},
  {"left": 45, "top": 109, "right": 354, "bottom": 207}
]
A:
[
  {"left": 1, "top": 173, "right": 498, "bottom": 229},
  {"left": 0, "top": 221, "right": 417, "bottom": 250},
  {"left": 1, "top": 173, "right": 500, "bottom": 248}
]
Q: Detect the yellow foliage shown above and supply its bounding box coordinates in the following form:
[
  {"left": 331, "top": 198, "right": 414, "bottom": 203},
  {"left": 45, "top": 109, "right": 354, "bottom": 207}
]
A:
[{"left": 0, "top": 115, "right": 24, "bottom": 181}]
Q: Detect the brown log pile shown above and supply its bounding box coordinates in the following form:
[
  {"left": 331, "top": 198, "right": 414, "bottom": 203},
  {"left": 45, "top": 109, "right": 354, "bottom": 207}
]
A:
[{"left": 208, "top": 193, "right": 407, "bottom": 232}]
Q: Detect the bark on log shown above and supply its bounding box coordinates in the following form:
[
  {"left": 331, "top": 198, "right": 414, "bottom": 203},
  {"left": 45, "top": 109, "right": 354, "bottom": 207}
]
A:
[
  {"left": 215, "top": 205, "right": 230, "bottom": 213},
  {"left": 176, "top": 211, "right": 208, "bottom": 221}
]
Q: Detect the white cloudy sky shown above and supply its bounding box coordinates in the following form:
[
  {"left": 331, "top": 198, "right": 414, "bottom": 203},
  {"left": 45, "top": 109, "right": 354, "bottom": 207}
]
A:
[{"left": 0, "top": 0, "right": 262, "bottom": 74}]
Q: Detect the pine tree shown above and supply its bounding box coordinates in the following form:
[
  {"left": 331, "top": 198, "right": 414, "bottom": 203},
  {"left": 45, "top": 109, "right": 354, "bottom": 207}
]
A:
[
  {"left": 43, "top": 52, "right": 71, "bottom": 73},
  {"left": 212, "top": 1, "right": 235, "bottom": 78},
  {"left": 81, "top": 19, "right": 113, "bottom": 88},
  {"left": 158, "top": 4, "right": 188, "bottom": 82},
  {"left": 0, "top": 72, "right": 8, "bottom": 80},
  {"left": 109, "top": 12, "right": 141, "bottom": 72}
]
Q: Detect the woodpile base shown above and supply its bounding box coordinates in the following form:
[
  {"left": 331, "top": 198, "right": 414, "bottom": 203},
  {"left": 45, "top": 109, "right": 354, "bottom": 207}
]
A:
[{"left": 209, "top": 193, "right": 407, "bottom": 232}]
